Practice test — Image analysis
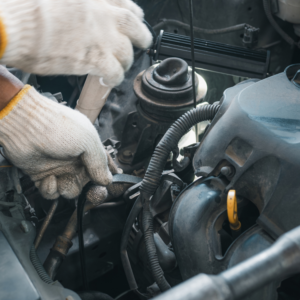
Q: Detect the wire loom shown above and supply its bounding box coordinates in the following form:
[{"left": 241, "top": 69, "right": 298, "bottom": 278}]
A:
[{"left": 140, "top": 103, "right": 220, "bottom": 292}]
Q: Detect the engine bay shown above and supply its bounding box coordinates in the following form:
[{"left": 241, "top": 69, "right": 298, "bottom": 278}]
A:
[{"left": 2, "top": 1, "right": 300, "bottom": 299}]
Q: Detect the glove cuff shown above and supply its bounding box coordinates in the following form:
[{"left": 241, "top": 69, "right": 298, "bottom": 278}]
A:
[
  {"left": 0, "top": 0, "right": 38, "bottom": 62},
  {"left": 0, "top": 84, "right": 32, "bottom": 119}
]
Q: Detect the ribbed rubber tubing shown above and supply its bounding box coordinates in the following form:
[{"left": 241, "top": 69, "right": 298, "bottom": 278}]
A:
[
  {"left": 140, "top": 103, "right": 220, "bottom": 292},
  {"left": 143, "top": 203, "right": 171, "bottom": 291},
  {"left": 30, "top": 245, "right": 53, "bottom": 284}
]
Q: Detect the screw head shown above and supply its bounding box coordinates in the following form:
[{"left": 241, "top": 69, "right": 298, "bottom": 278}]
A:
[{"left": 221, "top": 166, "right": 233, "bottom": 177}]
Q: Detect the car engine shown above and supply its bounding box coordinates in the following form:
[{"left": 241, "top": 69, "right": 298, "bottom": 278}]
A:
[{"left": 2, "top": 1, "right": 300, "bottom": 300}]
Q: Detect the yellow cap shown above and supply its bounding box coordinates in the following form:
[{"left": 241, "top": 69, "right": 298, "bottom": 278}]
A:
[{"left": 227, "top": 190, "right": 241, "bottom": 231}]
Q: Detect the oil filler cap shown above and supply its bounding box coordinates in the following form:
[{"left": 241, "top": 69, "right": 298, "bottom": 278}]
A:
[
  {"left": 134, "top": 57, "right": 207, "bottom": 120},
  {"left": 227, "top": 190, "right": 241, "bottom": 231}
]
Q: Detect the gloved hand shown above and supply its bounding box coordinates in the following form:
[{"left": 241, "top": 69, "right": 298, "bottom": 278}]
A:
[
  {"left": 0, "top": 84, "right": 119, "bottom": 199},
  {"left": 0, "top": 0, "right": 152, "bottom": 87}
]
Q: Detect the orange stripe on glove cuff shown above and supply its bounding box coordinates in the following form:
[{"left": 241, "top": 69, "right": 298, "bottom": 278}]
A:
[
  {"left": 0, "top": 85, "right": 32, "bottom": 120},
  {"left": 0, "top": 15, "right": 7, "bottom": 58}
]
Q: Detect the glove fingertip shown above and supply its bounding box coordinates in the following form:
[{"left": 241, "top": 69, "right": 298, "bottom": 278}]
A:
[
  {"left": 90, "top": 52, "right": 125, "bottom": 87},
  {"left": 57, "top": 173, "right": 84, "bottom": 199},
  {"left": 35, "top": 181, "right": 41, "bottom": 188},
  {"left": 133, "top": 23, "right": 153, "bottom": 50},
  {"left": 39, "top": 175, "right": 59, "bottom": 199},
  {"left": 87, "top": 185, "right": 108, "bottom": 206}
]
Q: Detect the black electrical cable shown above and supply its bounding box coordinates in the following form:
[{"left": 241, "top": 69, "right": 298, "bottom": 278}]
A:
[
  {"left": 189, "top": 0, "right": 196, "bottom": 109},
  {"left": 188, "top": 0, "right": 198, "bottom": 141},
  {"left": 143, "top": 19, "right": 157, "bottom": 45},
  {"left": 143, "top": 19, "right": 157, "bottom": 66},
  {"left": 77, "top": 181, "right": 94, "bottom": 291}
]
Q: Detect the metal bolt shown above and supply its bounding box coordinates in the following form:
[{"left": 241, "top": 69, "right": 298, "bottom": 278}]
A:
[{"left": 220, "top": 166, "right": 234, "bottom": 177}]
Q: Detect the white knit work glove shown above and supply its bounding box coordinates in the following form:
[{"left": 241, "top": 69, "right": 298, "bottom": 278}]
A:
[
  {"left": 0, "top": 85, "right": 117, "bottom": 199},
  {"left": 0, "top": 0, "right": 152, "bottom": 87}
]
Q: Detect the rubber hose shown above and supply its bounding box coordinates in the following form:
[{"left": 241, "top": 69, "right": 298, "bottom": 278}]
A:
[
  {"left": 141, "top": 103, "right": 220, "bottom": 196},
  {"left": 262, "top": 0, "right": 295, "bottom": 47},
  {"left": 120, "top": 196, "right": 143, "bottom": 291},
  {"left": 153, "top": 19, "right": 253, "bottom": 35},
  {"left": 30, "top": 245, "right": 53, "bottom": 284},
  {"left": 140, "top": 103, "right": 220, "bottom": 292},
  {"left": 77, "top": 182, "right": 94, "bottom": 291},
  {"left": 143, "top": 202, "right": 171, "bottom": 291}
]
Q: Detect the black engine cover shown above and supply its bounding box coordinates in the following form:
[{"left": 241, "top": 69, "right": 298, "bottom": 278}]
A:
[{"left": 193, "top": 66, "right": 300, "bottom": 238}]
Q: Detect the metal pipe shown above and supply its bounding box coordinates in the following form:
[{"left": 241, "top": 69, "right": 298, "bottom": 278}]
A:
[
  {"left": 153, "top": 226, "right": 300, "bottom": 300},
  {"left": 43, "top": 181, "right": 131, "bottom": 279},
  {"left": 34, "top": 199, "right": 58, "bottom": 249},
  {"left": 43, "top": 195, "right": 117, "bottom": 278},
  {"left": 43, "top": 201, "right": 94, "bottom": 279},
  {"left": 75, "top": 74, "right": 111, "bottom": 124}
]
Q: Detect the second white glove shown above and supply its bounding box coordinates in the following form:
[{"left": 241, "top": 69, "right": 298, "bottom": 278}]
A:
[{"left": 0, "top": 85, "right": 116, "bottom": 199}]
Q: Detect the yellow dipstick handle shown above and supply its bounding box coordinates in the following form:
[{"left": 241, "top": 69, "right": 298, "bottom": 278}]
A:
[{"left": 227, "top": 190, "right": 241, "bottom": 231}]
